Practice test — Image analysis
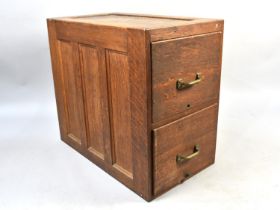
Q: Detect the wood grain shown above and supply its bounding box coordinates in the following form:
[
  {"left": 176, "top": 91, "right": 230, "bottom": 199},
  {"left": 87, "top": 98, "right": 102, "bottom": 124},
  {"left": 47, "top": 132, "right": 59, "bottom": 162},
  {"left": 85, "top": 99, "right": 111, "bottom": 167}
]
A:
[
  {"left": 47, "top": 13, "right": 224, "bottom": 201},
  {"left": 128, "top": 29, "right": 152, "bottom": 201},
  {"left": 150, "top": 19, "right": 224, "bottom": 41},
  {"left": 153, "top": 104, "right": 218, "bottom": 196},
  {"left": 152, "top": 32, "right": 222, "bottom": 123},
  {"left": 106, "top": 50, "right": 133, "bottom": 177},
  {"left": 79, "top": 45, "right": 110, "bottom": 160},
  {"left": 55, "top": 20, "right": 128, "bottom": 52},
  {"left": 47, "top": 20, "right": 68, "bottom": 140},
  {"left": 64, "top": 14, "right": 192, "bottom": 29},
  {"left": 58, "top": 40, "right": 87, "bottom": 147}
]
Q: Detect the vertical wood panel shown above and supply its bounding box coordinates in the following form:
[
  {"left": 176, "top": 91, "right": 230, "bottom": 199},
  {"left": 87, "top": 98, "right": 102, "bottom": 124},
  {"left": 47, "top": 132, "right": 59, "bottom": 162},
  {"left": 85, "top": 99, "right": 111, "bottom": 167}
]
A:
[
  {"left": 79, "top": 45, "right": 111, "bottom": 160},
  {"left": 106, "top": 50, "right": 133, "bottom": 177},
  {"left": 58, "top": 41, "right": 87, "bottom": 146},
  {"left": 128, "top": 29, "right": 152, "bottom": 200},
  {"left": 47, "top": 20, "right": 68, "bottom": 140}
]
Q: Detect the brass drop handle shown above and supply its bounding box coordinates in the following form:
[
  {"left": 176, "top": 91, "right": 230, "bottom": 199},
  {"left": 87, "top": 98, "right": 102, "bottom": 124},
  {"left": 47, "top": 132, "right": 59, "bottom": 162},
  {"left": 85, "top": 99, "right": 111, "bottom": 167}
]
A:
[
  {"left": 176, "top": 144, "right": 200, "bottom": 164},
  {"left": 176, "top": 73, "right": 201, "bottom": 90}
]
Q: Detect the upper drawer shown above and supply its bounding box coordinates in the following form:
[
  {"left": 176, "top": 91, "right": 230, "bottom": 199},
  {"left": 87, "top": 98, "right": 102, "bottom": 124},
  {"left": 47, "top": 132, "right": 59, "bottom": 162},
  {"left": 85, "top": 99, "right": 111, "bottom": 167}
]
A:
[{"left": 152, "top": 32, "right": 223, "bottom": 123}]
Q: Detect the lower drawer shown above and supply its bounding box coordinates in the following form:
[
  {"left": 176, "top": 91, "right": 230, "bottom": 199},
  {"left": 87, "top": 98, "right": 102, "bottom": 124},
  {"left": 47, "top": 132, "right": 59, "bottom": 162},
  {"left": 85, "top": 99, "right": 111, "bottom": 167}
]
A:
[{"left": 153, "top": 104, "right": 218, "bottom": 196}]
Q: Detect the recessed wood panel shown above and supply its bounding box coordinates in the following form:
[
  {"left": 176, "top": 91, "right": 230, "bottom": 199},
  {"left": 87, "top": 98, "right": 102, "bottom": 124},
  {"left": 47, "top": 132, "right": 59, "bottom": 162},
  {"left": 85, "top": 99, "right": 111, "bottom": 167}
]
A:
[
  {"left": 58, "top": 40, "right": 87, "bottom": 146},
  {"left": 79, "top": 45, "right": 110, "bottom": 159},
  {"left": 106, "top": 50, "right": 133, "bottom": 177}
]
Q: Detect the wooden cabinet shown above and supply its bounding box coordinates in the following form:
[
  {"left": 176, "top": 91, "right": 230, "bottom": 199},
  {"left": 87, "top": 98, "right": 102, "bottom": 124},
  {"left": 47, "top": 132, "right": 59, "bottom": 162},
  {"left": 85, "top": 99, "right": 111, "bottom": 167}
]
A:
[{"left": 47, "top": 13, "right": 224, "bottom": 201}]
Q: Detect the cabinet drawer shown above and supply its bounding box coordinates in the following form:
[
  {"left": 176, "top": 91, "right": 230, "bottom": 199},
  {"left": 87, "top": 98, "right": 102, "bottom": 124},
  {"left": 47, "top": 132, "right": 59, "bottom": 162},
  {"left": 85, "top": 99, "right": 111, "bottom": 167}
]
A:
[
  {"left": 152, "top": 32, "right": 222, "bottom": 123},
  {"left": 153, "top": 104, "right": 218, "bottom": 196}
]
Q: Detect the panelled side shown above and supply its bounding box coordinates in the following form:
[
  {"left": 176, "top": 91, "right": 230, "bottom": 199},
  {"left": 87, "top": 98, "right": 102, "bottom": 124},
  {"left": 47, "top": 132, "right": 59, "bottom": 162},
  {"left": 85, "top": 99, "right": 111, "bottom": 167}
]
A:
[{"left": 48, "top": 19, "right": 152, "bottom": 201}]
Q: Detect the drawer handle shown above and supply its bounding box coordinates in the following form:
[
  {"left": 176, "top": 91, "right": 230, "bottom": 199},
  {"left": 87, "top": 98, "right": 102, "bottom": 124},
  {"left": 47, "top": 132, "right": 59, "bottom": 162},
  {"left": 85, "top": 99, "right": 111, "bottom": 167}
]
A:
[
  {"left": 176, "top": 144, "right": 200, "bottom": 164},
  {"left": 176, "top": 73, "right": 201, "bottom": 90}
]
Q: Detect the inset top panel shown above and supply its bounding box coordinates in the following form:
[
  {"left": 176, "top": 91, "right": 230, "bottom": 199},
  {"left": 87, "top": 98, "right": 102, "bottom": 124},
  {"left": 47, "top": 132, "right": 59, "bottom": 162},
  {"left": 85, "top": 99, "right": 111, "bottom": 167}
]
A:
[{"left": 57, "top": 13, "right": 200, "bottom": 29}]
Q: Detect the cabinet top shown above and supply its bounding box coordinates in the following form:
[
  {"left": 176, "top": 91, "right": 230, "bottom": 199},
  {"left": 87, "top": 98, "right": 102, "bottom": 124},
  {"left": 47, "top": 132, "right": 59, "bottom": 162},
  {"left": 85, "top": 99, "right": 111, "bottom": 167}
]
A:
[{"left": 51, "top": 13, "right": 222, "bottom": 30}]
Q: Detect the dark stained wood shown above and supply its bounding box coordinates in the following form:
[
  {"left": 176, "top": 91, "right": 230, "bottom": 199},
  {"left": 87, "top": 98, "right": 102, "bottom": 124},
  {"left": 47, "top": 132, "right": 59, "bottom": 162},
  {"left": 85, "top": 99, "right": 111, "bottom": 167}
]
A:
[
  {"left": 54, "top": 20, "right": 128, "bottom": 52},
  {"left": 152, "top": 32, "right": 222, "bottom": 123},
  {"left": 153, "top": 104, "right": 218, "bottom": 196},
  {"left": 106, "top": 50, "right": 133, "bottom": 177},
  {"left": 47, "top": 13, "right": 224, "bottom": 202}
]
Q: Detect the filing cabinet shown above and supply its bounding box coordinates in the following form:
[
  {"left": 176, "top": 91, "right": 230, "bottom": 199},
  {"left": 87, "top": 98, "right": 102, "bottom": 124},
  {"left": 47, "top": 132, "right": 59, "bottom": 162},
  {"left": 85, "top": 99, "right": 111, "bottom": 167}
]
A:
[{"left": 47, "top": 13, "right": 224, "bottom": 201}]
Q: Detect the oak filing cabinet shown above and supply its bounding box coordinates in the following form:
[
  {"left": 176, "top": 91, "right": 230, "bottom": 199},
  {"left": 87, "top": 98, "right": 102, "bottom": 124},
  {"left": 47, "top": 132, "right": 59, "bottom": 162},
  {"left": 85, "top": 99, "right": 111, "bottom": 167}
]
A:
[{"left": 47, "top": 13, "right": 224, "bottom": 201}]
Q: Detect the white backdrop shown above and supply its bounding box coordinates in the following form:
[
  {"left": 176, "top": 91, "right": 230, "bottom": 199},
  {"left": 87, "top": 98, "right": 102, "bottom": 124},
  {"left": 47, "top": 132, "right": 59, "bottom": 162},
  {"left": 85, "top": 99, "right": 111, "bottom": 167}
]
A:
[{"left": 1, "top": 0, "right": 280, "bottom": 209}]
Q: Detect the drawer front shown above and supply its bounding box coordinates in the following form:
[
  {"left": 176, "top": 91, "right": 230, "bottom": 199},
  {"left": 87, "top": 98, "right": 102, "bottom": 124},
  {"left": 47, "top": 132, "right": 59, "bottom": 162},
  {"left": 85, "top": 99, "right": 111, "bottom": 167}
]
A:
[
  {"left": 153, "top": 104, "right": 218, "bottom": 196},
  {"left": 152, "top": 32, "right": 222, "bottom": 123}
]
